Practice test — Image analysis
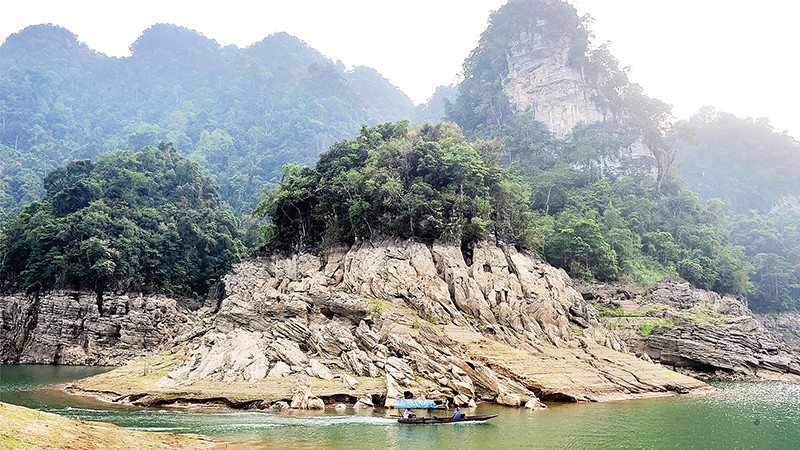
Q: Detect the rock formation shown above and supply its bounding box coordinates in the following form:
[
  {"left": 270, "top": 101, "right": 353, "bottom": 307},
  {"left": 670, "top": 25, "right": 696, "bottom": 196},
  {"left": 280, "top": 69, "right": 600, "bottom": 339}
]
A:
[
  {"left": 0, "top": 293, "right": 192, "bottom": 365},
  {"left": 504, "top": 30, "right": 606, "bottom": 137},
  {"left": 757, "top": 312, "right": 800, "bottom": 348},
  {"left": 71, "top": 239, "right": 708, "bottom": 409},
  {"left": 583, "top": 281, "right": 800, "bottom": 381}
]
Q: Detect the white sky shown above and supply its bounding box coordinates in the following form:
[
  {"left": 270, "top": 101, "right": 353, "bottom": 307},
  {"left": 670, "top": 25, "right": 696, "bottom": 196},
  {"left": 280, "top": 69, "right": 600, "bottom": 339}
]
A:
[{"left": 2, "top": 0, "right": 799, "bottom": 137}]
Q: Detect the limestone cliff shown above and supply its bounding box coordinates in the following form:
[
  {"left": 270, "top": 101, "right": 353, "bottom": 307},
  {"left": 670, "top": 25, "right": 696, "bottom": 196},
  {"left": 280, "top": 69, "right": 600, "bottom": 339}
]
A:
[
  {"left": 0, "top": 293, "right": 192, "bottom": 365},
  {"left": 504, "top": 30, "right": 606, "bottom": 137},
  {"left": 583, "top": 281, "right": 800, "bottom": 381},
  {"left": 72, "top": 240, "right": 708, "bottom": 409}
]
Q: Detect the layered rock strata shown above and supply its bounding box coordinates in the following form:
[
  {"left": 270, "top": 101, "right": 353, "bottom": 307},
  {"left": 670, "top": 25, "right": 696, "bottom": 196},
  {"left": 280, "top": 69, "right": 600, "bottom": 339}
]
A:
[
  {"left": 0, "top": 293, "right": 192, "bottom": 365},
  {"left": 757, "top": 312, "right": 800, "bottom": 348},
  {"left": 73, "top": 240, "right": 708, "bottom": 409},
  {"left": 584, "top": 281, "right": 800, "bottom": 381}
]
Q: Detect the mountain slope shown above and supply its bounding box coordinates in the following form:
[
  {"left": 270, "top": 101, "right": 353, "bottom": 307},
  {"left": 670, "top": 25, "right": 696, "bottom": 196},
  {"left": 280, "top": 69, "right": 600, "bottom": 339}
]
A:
[{"left": 0, "top": 24, "right": 416, "bottom": 215}]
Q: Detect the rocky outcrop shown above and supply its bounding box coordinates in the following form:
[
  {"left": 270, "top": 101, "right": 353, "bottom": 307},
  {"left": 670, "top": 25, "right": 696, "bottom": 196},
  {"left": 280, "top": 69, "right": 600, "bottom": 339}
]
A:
[
  {"left": 504, "top": 31, "right": 606, "bottom": 137},
  {"left": 583, "top": 281, "right": 800, "bottom": 381},
  {"left": 73, "top": 240, "right": 708, "bottom": 409},
  {"left": 757, "top": 312, "right": 800, "bottom": 348},
  {"left": 0, "top": 293, "right": 192, "bottom": 365}
]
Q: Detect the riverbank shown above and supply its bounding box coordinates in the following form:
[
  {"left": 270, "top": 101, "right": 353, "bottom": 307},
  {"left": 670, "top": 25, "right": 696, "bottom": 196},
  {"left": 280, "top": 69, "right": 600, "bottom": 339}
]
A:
[
  {"left": 64, "top": 322, "right": 713, "bottom": 412},
  {"left": 7, "top": 373, "right": 800, "bottom": 449},
  {"left": 0, "top": 401, "right": 226, "bottom": 449},
  {"left": 580, "top": 281, "right": 800, "bottom": 381}
]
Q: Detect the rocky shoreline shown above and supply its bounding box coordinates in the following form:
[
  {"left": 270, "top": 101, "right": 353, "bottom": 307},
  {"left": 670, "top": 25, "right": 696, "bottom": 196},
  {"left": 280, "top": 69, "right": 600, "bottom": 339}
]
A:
[
  {"left": 0, "top": 292, "right": 195, "bottom": 365},
  {"left": 581, "top": 281, "right": 800, "bottom": 382},
  {"left": 13, "top": 239, "right": 800, "bottom": 413},
  {"left": 55, "top": 239, "right": 713, "bottom": 412}
]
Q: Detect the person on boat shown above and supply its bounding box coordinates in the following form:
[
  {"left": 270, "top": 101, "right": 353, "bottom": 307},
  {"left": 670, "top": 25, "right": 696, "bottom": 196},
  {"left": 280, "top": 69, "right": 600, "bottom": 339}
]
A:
[
  {"left": 452, "top": 407, "right": 465, "bottom": 419},
  {"left": 403, "top": 408, "right": 415, "bottom": 419}
]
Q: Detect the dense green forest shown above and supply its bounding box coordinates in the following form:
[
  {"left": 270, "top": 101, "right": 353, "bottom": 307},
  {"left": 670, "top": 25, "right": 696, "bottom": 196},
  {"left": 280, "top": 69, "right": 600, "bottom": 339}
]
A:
[
  {"left": 256, "top": 121, "right": 537, "bottom": 252},
  {"left": 0, "top": 144, "right": 243, "bottom": 303},
  {"left": 0, "top": 23, "right": 432, "bottom": 216},
  {"left": 676, "top": 109, "right": 800, "bottom": 312}
]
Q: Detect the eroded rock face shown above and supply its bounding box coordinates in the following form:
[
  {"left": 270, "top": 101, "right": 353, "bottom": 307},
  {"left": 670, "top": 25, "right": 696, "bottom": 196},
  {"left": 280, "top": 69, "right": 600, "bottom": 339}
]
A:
[
  {"left": 583, "top": 281, "right": 800, "bottom": 381},
  {"left": 0, "top": 293, "right": 191, "bottom": 365},
  {"left": 504, "top": 31, "right": 606, "bottom": 137},
  {"left": 757, "top": 312, "right": 800, "bottom": 348},
  {"left": 501, "top": 28, "right": 658, "bottom": 180},
  {"left": 155, "top": 239, "right": 706, "bottom": 407}
]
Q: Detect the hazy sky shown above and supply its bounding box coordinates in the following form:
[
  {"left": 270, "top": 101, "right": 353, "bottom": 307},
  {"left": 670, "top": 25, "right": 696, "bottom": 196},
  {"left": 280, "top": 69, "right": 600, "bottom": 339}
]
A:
[{"left": 2, "top": 0, "right": 798, "bottom": 137}]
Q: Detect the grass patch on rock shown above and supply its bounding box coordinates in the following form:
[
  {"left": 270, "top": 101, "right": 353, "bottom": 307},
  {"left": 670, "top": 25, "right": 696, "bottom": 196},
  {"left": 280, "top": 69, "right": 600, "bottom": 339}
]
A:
[
  {"left": 593, "top": 303, "right": 647, "bottom": 318},
  {"left": 637, "top": 318, "right": 675, "bottom": 337}
]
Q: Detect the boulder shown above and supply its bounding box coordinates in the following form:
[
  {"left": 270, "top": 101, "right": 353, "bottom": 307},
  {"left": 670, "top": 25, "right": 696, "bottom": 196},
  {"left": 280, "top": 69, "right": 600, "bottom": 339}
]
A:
[
  {"left": 269, "top": 401, "right": 290, "bottom": 411},
  {"left": 306, "top": 359, "right": 334, "bottom": 380},
  {"left": 290, "top": 388, "right": 324, "bottom": 410},
  {"left": 271, "top": 339, "right": 308, "bottom": 367},
  {"left": 354, "top": 396, "right": 374, "bottom": 409},
  {"left": 267, "top": 361, "right": 291, "bottom": 378},
  {"left": 453, "top": 394, "right": 471, "bottom": 407},
  {"left": 496, "top": 391, "right": 521, "bottom": 407}
]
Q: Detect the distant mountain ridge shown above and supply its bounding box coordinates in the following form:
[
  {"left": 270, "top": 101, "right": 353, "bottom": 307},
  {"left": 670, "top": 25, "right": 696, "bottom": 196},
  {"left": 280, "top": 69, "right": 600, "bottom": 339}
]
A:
[{"left": 0, "top": 23, "right": 432, "bottom": 215}]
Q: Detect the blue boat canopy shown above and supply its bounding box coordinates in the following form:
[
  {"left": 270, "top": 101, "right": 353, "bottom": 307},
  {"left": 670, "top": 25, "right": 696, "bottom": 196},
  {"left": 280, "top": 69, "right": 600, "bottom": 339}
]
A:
[{"left": 395, "top": 399, "right": 442, "bottom": 409}]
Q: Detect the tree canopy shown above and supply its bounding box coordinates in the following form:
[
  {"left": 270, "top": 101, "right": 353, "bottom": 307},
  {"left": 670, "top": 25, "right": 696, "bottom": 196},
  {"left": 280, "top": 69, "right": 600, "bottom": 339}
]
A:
[
  {"left": 0, "top": 24, "right": 417, "bottom": 216},
  {"left": 0, "top": 143, "right": 244, "bottom": 301},
  {"left": 255, "top": 121, "right": 539, "bottom": 252}
]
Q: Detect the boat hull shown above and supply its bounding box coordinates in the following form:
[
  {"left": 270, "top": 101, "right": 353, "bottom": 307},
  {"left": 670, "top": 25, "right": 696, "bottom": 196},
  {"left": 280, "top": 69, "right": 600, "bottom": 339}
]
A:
[{"left": 397, "top": 414, "right": 498, "bottom": 424}]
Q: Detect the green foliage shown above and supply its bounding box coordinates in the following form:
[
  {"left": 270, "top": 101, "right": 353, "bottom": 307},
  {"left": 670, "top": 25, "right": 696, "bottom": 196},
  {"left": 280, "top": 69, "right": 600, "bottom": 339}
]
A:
[
  {"left": 0, "top": 143, "right": 244, "bottom": 299},
  {"left": 731, "top": 208, "right": 800, "bottom": 312},
  {"left": 593, "top": 303, "right": 646, "bottom": 318},
  {"left": 524, "top": 160, "right": 752, "bottom": 294},
  {"left": 254, "top": 122, "right": 541, "bottom": 251},
  {"left": 675, "top": 108, "right": 800, "bottom": 312},
  {"left": 545, "top": 215, "right": 618, "bottom": 280},
  {"left": 0, "top": 24, "right": 416, "bottom": 216},
  {"left": 637, "top": 318, "right": 675, "bottom": 337}
]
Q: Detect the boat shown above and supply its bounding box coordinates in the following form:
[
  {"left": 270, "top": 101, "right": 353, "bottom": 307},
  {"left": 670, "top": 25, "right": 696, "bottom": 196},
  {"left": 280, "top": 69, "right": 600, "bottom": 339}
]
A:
[
  {"left": 397, "top": 414, "right": 499, "bottom": 424},
  {"left": 394, "top": 398, "right": 497, "bottom": 425}
]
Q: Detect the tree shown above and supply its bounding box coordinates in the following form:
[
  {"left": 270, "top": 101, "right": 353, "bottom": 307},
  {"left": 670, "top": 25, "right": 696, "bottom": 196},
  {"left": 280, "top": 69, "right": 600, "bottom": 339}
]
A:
[
  {"left": 0, "top": 143, "right": 244, "bottom": 301},
  {"left": 255, "top": 122, "right": 541, "bottom": 252}
]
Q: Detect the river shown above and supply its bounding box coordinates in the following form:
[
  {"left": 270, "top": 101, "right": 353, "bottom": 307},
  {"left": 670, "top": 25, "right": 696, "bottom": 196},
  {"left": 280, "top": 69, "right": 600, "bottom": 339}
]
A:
[{"left": 1, "top": 365, "right": 799, "bottom": 449}]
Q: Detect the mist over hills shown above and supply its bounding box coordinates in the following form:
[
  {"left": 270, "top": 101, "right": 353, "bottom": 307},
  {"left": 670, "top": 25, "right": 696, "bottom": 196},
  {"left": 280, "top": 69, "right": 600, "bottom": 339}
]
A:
[{"left": 0, "top": 23, "right": 442, "bottom": 215}]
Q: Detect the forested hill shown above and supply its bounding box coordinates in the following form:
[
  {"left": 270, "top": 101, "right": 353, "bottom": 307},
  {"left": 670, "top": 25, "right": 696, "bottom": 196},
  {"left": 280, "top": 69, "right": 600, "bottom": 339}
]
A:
[
  {"left": 0, "top": 23, "right": 424, "bottom": 215},
  {"left": 676, "top": 108, "right": 800, "bottom": 215},
  {"left": 444, "top": 0, "right": 754, "bottom": 303},
  {"left": 675, "top": 108, "right": 800, "bottom": 312}
]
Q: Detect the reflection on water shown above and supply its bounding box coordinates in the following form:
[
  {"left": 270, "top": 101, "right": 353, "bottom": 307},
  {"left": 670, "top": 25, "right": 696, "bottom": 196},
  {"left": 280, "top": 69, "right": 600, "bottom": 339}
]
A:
[{"left": 2, "top": 365, "right": 799, "bottom": 449}]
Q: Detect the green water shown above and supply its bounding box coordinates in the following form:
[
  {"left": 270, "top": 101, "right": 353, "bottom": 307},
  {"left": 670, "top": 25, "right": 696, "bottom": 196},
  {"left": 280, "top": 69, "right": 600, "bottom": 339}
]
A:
[{"left": 2, "top": 365, "right": 799, "bottom": 449}]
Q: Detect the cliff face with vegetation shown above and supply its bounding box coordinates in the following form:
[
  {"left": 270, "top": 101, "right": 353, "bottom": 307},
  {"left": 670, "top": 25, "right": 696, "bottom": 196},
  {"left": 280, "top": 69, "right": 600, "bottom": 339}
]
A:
[
  {"left": 445, "top": 0, "right": 753, "bottom": 302},
  {"left": 71, "top": 239, "right": 709, "bottom": 409},
  {"left": 504, "top": 30, "right": 606, "bottom": 137}
]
